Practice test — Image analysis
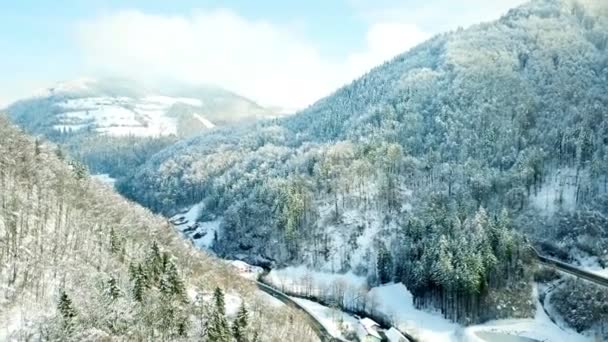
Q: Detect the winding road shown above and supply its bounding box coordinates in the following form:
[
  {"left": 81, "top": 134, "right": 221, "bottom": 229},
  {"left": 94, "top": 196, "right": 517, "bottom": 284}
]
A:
[
  {"left": 531, "top": 247, "right": 608, "bottom": 288},
  {"left": 256, "top": 281, "right": 348, "bottom": 342}
]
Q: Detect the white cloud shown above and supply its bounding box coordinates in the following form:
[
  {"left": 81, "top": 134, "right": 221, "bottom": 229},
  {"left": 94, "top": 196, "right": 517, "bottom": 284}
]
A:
[
  {"left": 349, "top": 0, "right": 528, "bottom": 33},
  {"left": 77, "top": 9, "right": 428, "bottom": 109},
  {"left": 347, "top": 22, "right": 429, "bottom": 75}
]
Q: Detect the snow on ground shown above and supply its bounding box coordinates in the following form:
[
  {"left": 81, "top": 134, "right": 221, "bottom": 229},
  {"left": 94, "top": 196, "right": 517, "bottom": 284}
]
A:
[
  {"left": 91, "top": 174, "right": 116, "bottom": 187},
  {"left": 192, "top": 113, "right": 216, "bottom": 128},
  {"left": 51, "top": 95, "right": 211, "bottom": 137},
  {"left": 307, "top": 201, "right": 400, "bottom": 273},
  {"left": 228, "top": 260, "right": 264, "bottom": 280},
  {"left": 370, "top": 283, "right": 459, "bottom": 341},
  {"left": 256, "top": 290, "right": 285, "bottom": 308},
  {"left": 574, "top": 254, "right": 608, "bottom": 278},
  {"left": 42, "top": 77, "right": 95, "bottom": 95},
  {"left": 186, "top": 288, "right": 242, "bottom": 317},
  {"left": 191, "top": 220, "right": 220, "bottom": 250},
  {"left": 530, "top": 167, "right": 578, "bottom": 215},
  {"left": 142, "top": 95, "right": 202, "bottom": 107},
  {"left": 171, "top": 203, "right": 221, "bottom": 250},
  {"left": 464, "top": 285, "right": 590, "bottom": 342},
  {"left": 0, "top": 303, "right": 47, "bottom": 341},
  {"left": 371, "top": 283, "right": 591, "bottom": 342},
  {"left": 178, "top": 202, "right": 205, "bottom": 226},
  {"left": 292, "top": 297, "right": 360, "bottom": 339},
  {"left": 266, "top": 265, "right": 367, "bottom": 295}
]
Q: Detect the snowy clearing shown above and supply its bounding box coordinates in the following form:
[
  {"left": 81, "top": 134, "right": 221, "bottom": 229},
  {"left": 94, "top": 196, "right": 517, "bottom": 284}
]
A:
[
  {"left": 91, "top": 174, "right": 116, "bottom": 187},
  {"left": 171, "top": 203, "right": 221, "bottom": 250},
  {"left": 51, "top": 95, "right": 213, "bottom": 137},
  {"left": 292, "top": 297, "right": 360, "bottom": 339}
]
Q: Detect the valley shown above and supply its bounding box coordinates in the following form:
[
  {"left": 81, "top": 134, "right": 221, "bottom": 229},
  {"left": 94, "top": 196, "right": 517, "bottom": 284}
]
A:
[
  {"left": 1, "top": 0, "right": 608, "bottom": 341},
  {"left": 171, "top": 202, "right": 605, "bottom": 342}
]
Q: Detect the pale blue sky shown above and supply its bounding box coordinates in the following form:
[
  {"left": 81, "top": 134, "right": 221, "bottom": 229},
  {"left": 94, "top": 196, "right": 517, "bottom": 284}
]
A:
[{"left": 0, "top": 0, "right": 526, "bottom": 108}]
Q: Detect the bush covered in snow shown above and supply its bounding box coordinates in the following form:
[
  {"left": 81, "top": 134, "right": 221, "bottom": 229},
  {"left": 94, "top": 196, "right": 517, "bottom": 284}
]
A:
[{"left": 551, "top": 278, "right": 608, "bottom": 338}]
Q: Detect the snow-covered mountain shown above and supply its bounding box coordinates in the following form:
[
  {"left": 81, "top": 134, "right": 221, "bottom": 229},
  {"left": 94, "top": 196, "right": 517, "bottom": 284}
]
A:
[
  {"left": 5, "top": 78, "right": 276, "bottom": 138},
  {"left": 116, "top": 0, "right": 608, "bottom": 335}
]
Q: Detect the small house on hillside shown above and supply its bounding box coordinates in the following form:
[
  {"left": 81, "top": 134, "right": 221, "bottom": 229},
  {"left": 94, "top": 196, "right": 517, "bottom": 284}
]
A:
[{"left": 357, "top": 318, "right": 382, "bottom": 342}]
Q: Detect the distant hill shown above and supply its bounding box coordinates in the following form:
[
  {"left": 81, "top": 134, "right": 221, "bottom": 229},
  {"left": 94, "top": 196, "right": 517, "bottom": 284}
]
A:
[
  {"left": 5, "top": 77, "right": 276, "bottom": 138},
  {"left": 3, "top": 78, "right": 281, "bottom": 179}
]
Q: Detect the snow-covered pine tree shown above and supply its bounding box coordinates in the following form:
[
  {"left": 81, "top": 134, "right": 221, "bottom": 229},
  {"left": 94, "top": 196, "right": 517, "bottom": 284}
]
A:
[
  {"left": 208, "top": 287, "right": 231, "bottom": 342},
  {"left": 106, "top": 276, "right": 121, "bottom": 301},
  {"left": 131, "top": 264, "right": 147, "bottom": 302},
  {"left": 376, "top": 243, "right": 393, "bottom": 284},
  {"left": 232, "top": 302, "right": 249, "bottom": 342},
  {"left": 57, "top": 290, "right": 77, "bottom": 334},
  {"left": 145, "top": 241, "right": 163, "bottom": 283}
]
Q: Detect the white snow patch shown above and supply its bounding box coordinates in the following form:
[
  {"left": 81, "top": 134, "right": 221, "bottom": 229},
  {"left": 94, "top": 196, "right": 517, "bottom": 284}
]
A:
[
  {"left": 292, "top": 297, "right": 360, "bottom": 339},
  {"left": 143, "top": 95, "right": 202, "bottom": 107},
  {"left": 386, "top": 327, "right": 409, "bottom": 342},
  {"left": 266, "top": 266, "right": 367, "bottom": 296},
  {"left": 171, "top": 203, "right": 221, "bottom": 250},
  {"left": 256, "top": 290, "right": 285, "bottom": 308},
  {"left": 50, "top": 94, "right": 205, "bottom": 137},
  {"left": 42, "top": 78, "right": 96, "bottom": 95},
  {"left": 531, "top": 168, "right": 578, "bottom": 215},
  {"left": 228, "top": 260, "right": 264, "bottom": 280},
  {"left": 91, "top": 174, "right": 116, "bottom": 187},
  {"left": 370, "top": 283, "right": 459, "bottom": 342},
  {"left": 464, "top": 285, "right": 591, "bottom": 342},
  {"left": 574, "top": 254, "right": 608, "bottom": 278},
  {"left": 192, "top": 113, "right": 216, "bottom": 128},
  {"left": 192, "top": 220, "right": 220, "bottom": 250}
]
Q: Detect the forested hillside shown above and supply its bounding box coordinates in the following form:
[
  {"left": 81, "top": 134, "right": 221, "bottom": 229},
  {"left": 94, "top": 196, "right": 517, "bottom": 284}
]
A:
[
  {"left": 0, "top": 117, "right": 315, "bottom": 341},
  {"left": 116, "top": 0, "right": 608, "bottom": 326}
]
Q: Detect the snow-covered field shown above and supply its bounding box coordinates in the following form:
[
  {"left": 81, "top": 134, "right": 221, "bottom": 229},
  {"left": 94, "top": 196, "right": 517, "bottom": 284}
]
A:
[
  {"left": 465, "top": 285, "right": 590, "bottom": 342},
  {"left": 292, "top": 297, "right": 360, "bottom": 339},
  {"left": 50, "top": 95, "right": 213, "bottom": 137}
]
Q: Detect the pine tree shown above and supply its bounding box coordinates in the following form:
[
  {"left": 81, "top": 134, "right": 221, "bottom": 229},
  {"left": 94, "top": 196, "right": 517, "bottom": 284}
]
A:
[
  {"left": 106, "top": 276, "right": 121, "bottom": 301},
  {"left": 160, "top": 259, "right": 187, "bottom": 302},
  {"left": 109, "top": 227, "right": 121, "bottom": 255},
  {"left": 232, "top": 303, "right": 249, "bottom": 342},
  {"left": 377, "top": 244, "right": 393, "bottom": 284},
  {"left": 131, "top": 264, "right": 148, "bottom": 302},
  {"left": 208, "top": 287, "right": 231, "bottom": 342},
  {"left": 57, "top": 290, "right": 77, "bottom": 334},
  {"left": 145, "top": 242, "right": 163, "bottom": 283},
  {"left": 68, "top": 160, "right": 88, "bottom": 180},
  {"left": 34, "top": 138, "right": 42, "bottom": 156}
]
